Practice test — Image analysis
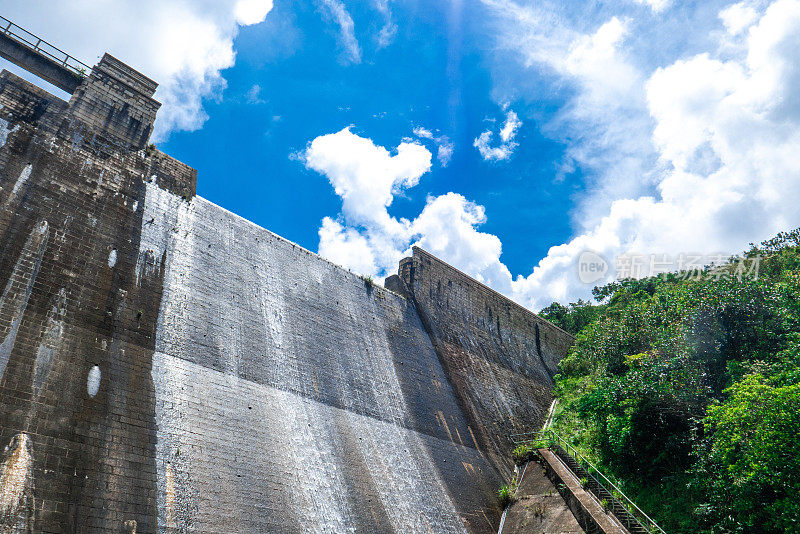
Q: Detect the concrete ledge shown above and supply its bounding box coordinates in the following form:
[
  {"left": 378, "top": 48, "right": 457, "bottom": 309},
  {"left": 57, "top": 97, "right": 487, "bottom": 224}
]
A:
[{"left": 537, "top": 449, "right": 629, "bottom": 534}]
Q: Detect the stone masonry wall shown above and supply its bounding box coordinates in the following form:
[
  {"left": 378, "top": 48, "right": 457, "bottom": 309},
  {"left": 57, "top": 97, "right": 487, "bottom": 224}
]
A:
[{"left": 0, "top": 70, "right": 194, "bottom": 533}]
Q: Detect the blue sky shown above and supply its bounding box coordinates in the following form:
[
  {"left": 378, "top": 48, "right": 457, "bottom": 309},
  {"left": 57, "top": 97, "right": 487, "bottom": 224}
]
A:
[
  {"left": 161, "top": 0, "right": 577, "bottom": 278},
  {"left": 4, "top": 0, "right": 800, "bottom": 309}
]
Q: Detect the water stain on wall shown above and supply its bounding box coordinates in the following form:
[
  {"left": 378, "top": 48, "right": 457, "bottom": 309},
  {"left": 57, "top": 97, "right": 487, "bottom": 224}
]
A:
[
  {"left": 31, "top": 287, "right": 67, "bottom": 400},
  {"left": 4, "top": 164, "right": 32, "bottom": 209},
  {"left": 164, "top": 462, "right": 176, "bottom": 529},
  {"left": 86, "top": 365, "right": 101, "bottom": 398},
  {"left": 0, "top": 220, "right": 49, "bottom": 380}
]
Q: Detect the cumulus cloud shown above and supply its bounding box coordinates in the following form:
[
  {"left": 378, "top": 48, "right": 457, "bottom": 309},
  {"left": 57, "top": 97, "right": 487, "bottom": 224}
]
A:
[
  {"left": 318, "top": 0, "right": 362, "bottom": 64},
  {"left": 0, "top": 1, "right": 273, "bottom": 140},
  {"left": 509, "top": 0, "right": 800, "bottom": 307},
  {"left": 305, "top": 127, "right": 430, "bottom": 226},
  {"left": 302, "top": 128, "right": 511, "bottom": 288},
  {"left": 235, "top": 0, "right": 275, "bottom": 25},
  {"left": 719, "top": 2, "right": 759, "bottom": 35},
  {"left": 318, "top": 217, "right": 378, "bottom": 275},
  {"left": 304, "top": 127, "right": 429, "bottom": 272},
  {"left": 412, "top": 194, "right": 513, "bottom": 291},
  {"left": 473, "top": 109, "right": 522, "bottom": 161}
]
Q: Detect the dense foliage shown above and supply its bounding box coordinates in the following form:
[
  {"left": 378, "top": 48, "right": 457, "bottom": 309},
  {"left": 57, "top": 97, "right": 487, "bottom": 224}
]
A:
[{"left": 543, "top": 229, "right": 800, "bottom": 533}]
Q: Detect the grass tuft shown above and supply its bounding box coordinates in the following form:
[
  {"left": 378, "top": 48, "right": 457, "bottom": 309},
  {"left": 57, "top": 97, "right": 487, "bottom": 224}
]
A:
[{"left": 497, "top": 484, "right": 517, "bottom": 509}]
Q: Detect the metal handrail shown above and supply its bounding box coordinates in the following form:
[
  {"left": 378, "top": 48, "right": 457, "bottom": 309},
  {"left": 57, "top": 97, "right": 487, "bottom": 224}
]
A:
[
  {"left": 0, "top": 15, "right": 91, "bottom": 77},
  {"left": 514, "top": 429, "right": 667, "bottom": 534}
]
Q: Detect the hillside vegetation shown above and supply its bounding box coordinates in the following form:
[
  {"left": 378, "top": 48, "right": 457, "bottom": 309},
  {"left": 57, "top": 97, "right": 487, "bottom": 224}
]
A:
[{"left": 540, "top": 230, "right": 800, "bottom": 533}]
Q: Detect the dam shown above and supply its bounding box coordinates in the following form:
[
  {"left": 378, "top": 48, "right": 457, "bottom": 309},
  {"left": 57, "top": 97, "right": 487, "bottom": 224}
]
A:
[{"left": 0, "top": 21, "right": 574, "bottom": 533}]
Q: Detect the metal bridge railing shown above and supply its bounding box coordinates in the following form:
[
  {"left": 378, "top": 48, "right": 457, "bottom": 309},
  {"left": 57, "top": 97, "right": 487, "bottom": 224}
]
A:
[
  {"left": 512, "top": 428, "right": 667, "bottom": 534},
  {"left": 1, "top": 15, "right": 91, "bottom": 77}
]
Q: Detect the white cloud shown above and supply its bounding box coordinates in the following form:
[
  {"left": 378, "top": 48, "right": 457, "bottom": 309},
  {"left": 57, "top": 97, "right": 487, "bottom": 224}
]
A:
[
  {"left": 413, "top": 126, "right": 434, "bottom": 139},
  {"left": 437, "top": 140, "right": 455, "bottom": 167},
  {"left": 555, "top": 15, "right": 654, "bottom": 224},
  {"left": 509, "top": 0, "right": 800, "bottom": 308},
  {"left": 412, "top": 194, "right": 513, "bottom": 291},
  {"left": 720, "top": 2, "right": 759, "bottom": 35},
  {"left": 564, "top": 17, "right": 638, "bottom": 104},
  {"left": 318, "top": 217, "right": 378, "bottom": 275},
  {"left": 499, "top": 110, "right": 522, "bottom": 142},
  {"left": 318, "top": 0, "right": 362, "bottom": 64},
  {"left": 305, "top": 127, "right": 430, "bottom": 228},
  {"left": 235, "top": 0, "right": 274, "bottom": 25},
  {"left": 474, "top": 109, "right": 522, "bottom": 161},
  {"left": 246, "top": 84, "right": 265, "bottom": 104},
  {"left": 0, "top": 1, "right": 273, "bottom": 141},
  {"left": 304, "top": 127, "right": 430, "bottom": 272},
  {"left": 373, "top": 0, "right": 398, "bottom": 47},
  {"left": 304, "top": 129, "right": 511, "bottom": 287},
  {"left": 635, "top": 0, "right": 672, "bottom": 13},
  {"left": 414, "top": 126, "right": 455, "bottom": 167}
]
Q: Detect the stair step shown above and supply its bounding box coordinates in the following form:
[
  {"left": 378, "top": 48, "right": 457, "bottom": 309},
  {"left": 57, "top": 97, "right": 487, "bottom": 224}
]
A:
[{"left": 534, "top": 437, "right": 665, "bottom": 534}]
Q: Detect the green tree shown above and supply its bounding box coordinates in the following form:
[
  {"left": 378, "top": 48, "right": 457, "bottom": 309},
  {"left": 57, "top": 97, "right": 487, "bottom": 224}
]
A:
[
  {"left": 697, "top": 372, "right": 800, "bottom": 533},
  {"left": 549, "top": 228, "right": 800, "bottom": 532}
]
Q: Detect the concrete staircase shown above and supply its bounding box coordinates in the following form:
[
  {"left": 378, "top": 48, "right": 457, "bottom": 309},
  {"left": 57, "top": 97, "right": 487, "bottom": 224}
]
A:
[
  {"left": 549, "top": 445, "right": 649, "bottom": 534},
  {"left": 505, "top": 430, "right": 666, "bottom": 534}
]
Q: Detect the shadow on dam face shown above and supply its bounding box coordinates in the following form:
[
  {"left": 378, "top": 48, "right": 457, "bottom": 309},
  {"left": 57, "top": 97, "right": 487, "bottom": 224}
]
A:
[{"left": 0, "top": 33, "right": 574, "bottom": 533}]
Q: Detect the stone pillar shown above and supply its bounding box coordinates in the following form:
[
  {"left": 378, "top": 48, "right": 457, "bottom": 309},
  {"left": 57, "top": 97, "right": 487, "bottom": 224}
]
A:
[{"left": 67, "top": 53, "right": 160, "bottom": 150}]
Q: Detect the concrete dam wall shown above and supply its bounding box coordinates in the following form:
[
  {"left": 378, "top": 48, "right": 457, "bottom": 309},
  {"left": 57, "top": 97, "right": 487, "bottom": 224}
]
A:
[{"left": 0, "top": 50, "right": 573, "bottom": 533}]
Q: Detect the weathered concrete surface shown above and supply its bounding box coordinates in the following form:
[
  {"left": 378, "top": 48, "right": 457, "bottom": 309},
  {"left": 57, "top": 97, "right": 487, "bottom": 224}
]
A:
[
  {"left": 67, "top": 54, "right": 161, "bottom": 151},
  {"left": 139, "top": 185, "right": 502, "bottom": 532},
  {"left": 0, "top": 49, "right": 573, "bottom": 533},
  {"left": 388, "top": 248, "right": 575, "bottom": 474},
  {"left": 502, "top": 461, "right": 583, "bottom": 534}
]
